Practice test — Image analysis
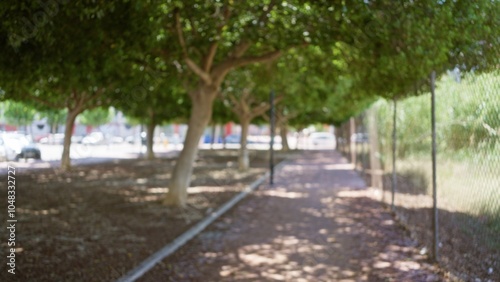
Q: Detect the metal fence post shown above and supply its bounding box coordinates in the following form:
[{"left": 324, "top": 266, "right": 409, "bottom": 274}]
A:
[
  {"left": 391, "top": 98, "right": 397, "bottom": 211},
  {"left": 368, "top": 106, "right": 382, "bottom": 189},
  {"left": 431, "top": 70, "right": 439, "bottom": 261},
  {"left": 350, "top": 117, "right": 356, "bottom": 166},
  {"left": 269, "top": 90, "right": 275, "bottom": 186}
]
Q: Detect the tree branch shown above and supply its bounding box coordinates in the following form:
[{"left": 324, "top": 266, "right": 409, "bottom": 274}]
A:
[
  {"left": 72, "top": 91, "right": 87, "bottom": 113},
  {"left": 228, "top": 93, "right": 249, "bottom": 122},
  {"left": 212, "top": 49, "right": 282, "bottom": 86},
  {"left": 175, "top": 9, "right": 188, "bottom": 57},
  {"left": 250, "top": 103, "right": 271, "bottom": 119},
  {"left": 274, "top": 94, "right": 284, "bottom": 105},
  {"left": 203, "top": 42, "right": 219, "bottom": 72},
  {"left": 203, "top": 4, "right": 232, "bottom": 72},
  {"left": 257, "top": 0, "right": 277, "bottom": 26},
  {"left": 231, "top": 41, "right": 252, "bottom": 58},
  {"left": 186, "top": 57, "right": 213, "bottom": 84},
  {"left": 227, "top": 93, "right": 240, "bottom": 110},
  {"left": 175, "top": 9, "right": 213, "bottom": 84},
  {"left": 233, "top": 49, "right": 282, "bottom": 69},
  {"left": 86, "top": 88, "right": 106, "bottom": 107},
  {"left": 30, "top": 95, "right": 63, "bottom": 109},
  {"left": 187, "top": 16, "right": 198, "bottom": 38},
  {"left": 241, "top": 88, "right": 251, "bottom": 101}
]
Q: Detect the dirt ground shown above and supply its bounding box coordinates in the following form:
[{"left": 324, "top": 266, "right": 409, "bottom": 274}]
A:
[
  {"left": 3, "top": 149, "right": 487, "bottom": 282},
  {"left": 0, "top": 150, "right": 281, "bottom": 282}
]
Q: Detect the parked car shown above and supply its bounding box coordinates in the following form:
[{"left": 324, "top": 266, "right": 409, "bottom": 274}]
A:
[
  {"left": 82, "top": 132, "right": 106, "bottom": 145},
  {"left": 165, "top": 134, "right": 182, "bottom": 145},
  {"left": 350, "top": 133, "right": 369, "bottom": 143},
  {"left": 224, "top": 134, "right": 255, "bottom": 144},
  {"left": 224, "top": 134, "right": 242, "bottom": 144},
  {"left": 309, "top": 132, "right": 336, "bottom": 147},
  {"left": 1, "top": 133, "right": 41, "bottom": 161},
  {"left": 39, "top": 133, "right": 65, "bottom": 144},
  {"left": 0, "top": 138, "right": 8, "bottom": 161}
]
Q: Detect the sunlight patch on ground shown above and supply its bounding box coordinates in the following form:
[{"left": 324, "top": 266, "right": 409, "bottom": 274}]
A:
[
  {"left": 128, "top": 195, "right": 161, "bottom": 202},
  {"left": 136, "top": 178, "right": 148, "bottom": 184},
  {"left": 381, "top": 219, "right": 395, "bottom": 226},
  {"left": 261, "top": 189, "right": 308, "bottom": 199},
  {"left": 373, "top": 261, "right": 392, "bottom": 269},
  {"left": 334, "top": 217, "right": 356, "bottom": 225},
  {"left": 394, "top": 260, "right": 422, "bottom": 271},
  {"left": 113, "top": 190, "right": 134, "bottom": 196},
  {"left": 322, "top": 163, "right": 355, "bottom": 170},
  {"left": 187, "top": 186, "right": 241, "bottom": 194},
  {"left": 219, "top": 265, "right": 257, "bottom": 278},
  {"left": 17, "top": 208, "right": 59, "bottom": 215},
  {"left": 239, "top": 252, "right": 288, "bottom": 266},
  {"left": 300, "top": 207, "right": 324, "bottom": 218},
  {"left": 147, "top": 187, "right": 168, "bottom": 194},
  {"left": 280, "top": 164, "right": 305, "bottom": 172},
  {"left": 337, "top": 190, "right": 367, "bottom": 198},
  {"left": 261, "top": 272, "right": 287, "bottom": 280}
]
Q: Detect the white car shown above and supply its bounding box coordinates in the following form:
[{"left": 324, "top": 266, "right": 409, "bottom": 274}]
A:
[
  {"left": 1, "top": 133, "right": 42, "bottom": 161},
  {"left": 309, "top": 132, "right": 336, "bottom": 148},
  {"left": 82, "top": 132, "right": 106, "bottom": 145},
  {"left": 0, "top": 138, "right": 8, "bottom": 161}
]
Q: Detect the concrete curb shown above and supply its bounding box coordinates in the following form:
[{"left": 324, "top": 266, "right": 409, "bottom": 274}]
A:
[{"left": 116, "top": 159, "right": 289, "bottom": 282}]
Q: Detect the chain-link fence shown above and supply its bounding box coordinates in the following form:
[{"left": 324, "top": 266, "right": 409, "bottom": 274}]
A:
[{"left": 338, "top": 71, "right": 499, "bottom": 281}]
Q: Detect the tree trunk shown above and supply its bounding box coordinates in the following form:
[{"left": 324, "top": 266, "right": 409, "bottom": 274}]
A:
[
  {"left": 280, "top": 123, "right": 289, "bottom": 151},
  {"left": 238, "top": 118, "right": 250, "bottom": 171},
  {"left": 146, "top": 119, "right": 156, "bottom": 160},
  {"left": 222, "top": 124, "right": 227, "bottom": 149},
  {"left": 295, "top": 128, "right": 303, "bottom": 150},
  {"left": 164, "top": 88, "right": 216, "bottom": 207},
  {"left": 350, "top": 117, "right": 356, "bottom": 166},
  {"left": 61, "top": 110, "right": 79, "bottom": 171},
  {"left": 210, "top": 123, "right": 216, "bottom": 150}
]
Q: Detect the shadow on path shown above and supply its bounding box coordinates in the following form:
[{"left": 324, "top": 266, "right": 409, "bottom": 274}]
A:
[{"left": 140, "top": 151, "right": 441, "bottom": 281}]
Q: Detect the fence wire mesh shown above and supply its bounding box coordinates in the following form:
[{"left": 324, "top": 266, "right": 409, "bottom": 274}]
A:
[{"left": 338, "top": 71, "right": 499, "bottom": 281}]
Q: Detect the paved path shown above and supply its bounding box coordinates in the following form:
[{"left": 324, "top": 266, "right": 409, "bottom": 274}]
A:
[{"left": 139, "top": 151, "right": 440, "bottom": 281}]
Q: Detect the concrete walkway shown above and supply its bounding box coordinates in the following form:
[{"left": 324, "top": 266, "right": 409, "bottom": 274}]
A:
[{"left": 140, "top": 151, "right": 440, "bottom": 281}]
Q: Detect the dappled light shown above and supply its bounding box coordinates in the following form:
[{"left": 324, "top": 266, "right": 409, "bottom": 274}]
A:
[
  {"left": 1, "top": 0, "right": 497, "bottom": 280},
  {"left": 18, "top": 208, "right": 60, "bottom": 216},
  {"left": 0, "top": 153, "right": 276, "bottom": 281},
  {"left": 261, "top": 189, "right": 307, "bottom": 199},
  {"left": 145, "top": 151, "right": 440, "bottom": 281},
  {"left": 147, "top": 187, "right": 168, "bottom": 194},
  {"left": 322, "top": 163, "right": 354, "bottom": 170},
  {"left": 188, "top": 186, "right": 241, "bottom": 194}
]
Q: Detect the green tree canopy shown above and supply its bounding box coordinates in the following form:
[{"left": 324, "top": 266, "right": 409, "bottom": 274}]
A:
[
  {"left": 79, "top": 107, "right": 114, "bottom": 128},
  {"left": 2, "top": 100, "right": 36, "bottom": 128},
  {"left": 0, "top": 0, "right": 154, "bottom": 170}
]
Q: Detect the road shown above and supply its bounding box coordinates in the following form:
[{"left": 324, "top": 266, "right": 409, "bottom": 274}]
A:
[{"left": 0, "top": 136, "right": 336, "bottom": 173}]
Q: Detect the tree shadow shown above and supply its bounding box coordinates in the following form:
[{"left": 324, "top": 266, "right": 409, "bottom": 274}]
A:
[
  {"left": 140, "top": 151, "right": 440, "bottom": 281},
  {"left": 392, "top": 204, "right": 500, "bottom": 281}
]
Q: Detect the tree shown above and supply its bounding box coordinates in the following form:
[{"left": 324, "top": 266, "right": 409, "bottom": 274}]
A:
[
  {"left": 79, "top": 107, "right": 113, "bottom": 128},
  {"left": 259, "top": 46, "right": 349, "bottom": 136},
  {"left": 0, "top": 1, "right": 152, "bottom": 170},
  {"left": 161, "top": 1, "right": 356, "bottom": 206},
  {"left": 39, "top": 108, "right": 67, "bottom": 134},
  {"left": 2, "top": 100, "right": 36, "bottom": 133},
  {"left": 116, "top": 54, "right": 191, "bottom": 160},
  {"left": 341, "top": 0, "right": 499, "bottom": 100},
  {"left": 222, "top": 64, "right": 281, "bottom": 170}
]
